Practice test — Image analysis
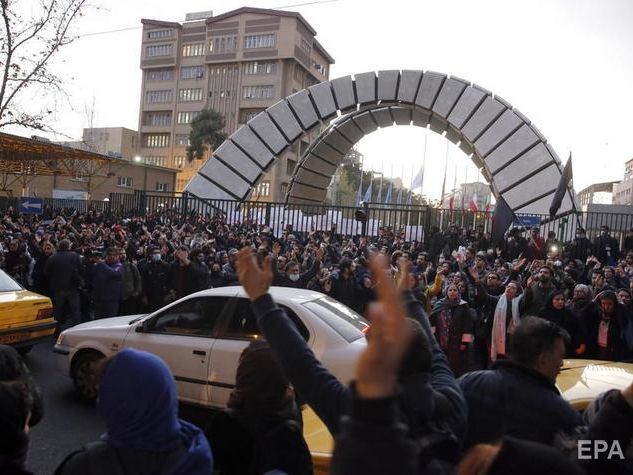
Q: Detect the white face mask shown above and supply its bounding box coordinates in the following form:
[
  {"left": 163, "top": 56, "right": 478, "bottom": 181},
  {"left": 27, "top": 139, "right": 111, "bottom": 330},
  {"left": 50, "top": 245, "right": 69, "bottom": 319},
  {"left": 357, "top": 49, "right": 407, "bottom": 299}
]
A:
[
  {"left": 151, "top": 254, "right": 161, "bottom": 262},
  {"left": 289, "top": 274, "right": 300, "bottom": 282}
]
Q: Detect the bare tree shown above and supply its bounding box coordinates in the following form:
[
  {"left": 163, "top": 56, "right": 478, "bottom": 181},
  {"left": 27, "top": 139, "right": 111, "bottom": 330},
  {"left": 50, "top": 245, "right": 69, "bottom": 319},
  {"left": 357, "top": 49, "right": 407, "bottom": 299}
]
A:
[{"left": 0, "top": 0, "right": 90, "bottom": 131}]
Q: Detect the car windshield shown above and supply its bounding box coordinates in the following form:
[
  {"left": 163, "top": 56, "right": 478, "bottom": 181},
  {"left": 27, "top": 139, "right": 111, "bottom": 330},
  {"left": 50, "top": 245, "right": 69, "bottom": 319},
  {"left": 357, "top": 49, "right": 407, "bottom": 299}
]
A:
[
  {"left": 0, "top": 270, "right": 23, "bottom": 292},
  {"left": 303, "top": 296, "right": 369, "bottom": 343}
]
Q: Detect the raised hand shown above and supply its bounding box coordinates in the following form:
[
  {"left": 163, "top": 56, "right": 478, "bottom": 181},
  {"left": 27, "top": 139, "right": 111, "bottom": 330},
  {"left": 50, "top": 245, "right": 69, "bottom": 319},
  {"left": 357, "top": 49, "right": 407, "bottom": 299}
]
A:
[
  {"left": 271, "top": 242, "right": 281, "bottom": 256},
  {"left": 315, "top": 246, "right": 325, "bottom": 261},
  {"left": 354, "top": 255, "right": 414, "bottom": 399},
  {"left": 512, "top": 255, "right": 527, "bottom": 272},
  {"left": 467, "top": 265, "right": 479, "bottom": 282},
  {"left": 395, "top": 257, "right": 411, "bottom": 292},
  {"left": 236, "top": 247, "right": 273, "bottom": 301}
]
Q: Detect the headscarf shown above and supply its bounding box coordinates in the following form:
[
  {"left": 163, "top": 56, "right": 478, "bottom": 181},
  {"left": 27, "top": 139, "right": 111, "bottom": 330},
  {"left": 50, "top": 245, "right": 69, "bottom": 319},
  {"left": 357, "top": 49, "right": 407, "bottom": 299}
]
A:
[
  {"left": 97, "top": 348, "right": 213, "bottom": 474},
  {"left": 228, "top": 341, "right": 297, "bottom": 423},
  {"left": 0, "top": 345, "right": 43, "bottom": 426},
  {"left": 491, "top": 293, "right": 522, "bottom": 361}
]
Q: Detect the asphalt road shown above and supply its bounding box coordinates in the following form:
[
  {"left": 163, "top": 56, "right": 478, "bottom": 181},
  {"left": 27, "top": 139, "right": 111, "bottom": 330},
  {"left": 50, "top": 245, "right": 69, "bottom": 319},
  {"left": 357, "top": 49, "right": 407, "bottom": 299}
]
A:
[{"left": 23, "top": 337, "right": 215, "bottom": 474}]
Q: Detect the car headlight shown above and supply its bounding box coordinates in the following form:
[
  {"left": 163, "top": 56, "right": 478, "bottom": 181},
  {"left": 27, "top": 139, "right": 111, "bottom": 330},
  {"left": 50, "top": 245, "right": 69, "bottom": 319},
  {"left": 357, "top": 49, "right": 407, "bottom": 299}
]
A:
[{"left": 56, "top": 333, "right": 66, "bottom": 346}]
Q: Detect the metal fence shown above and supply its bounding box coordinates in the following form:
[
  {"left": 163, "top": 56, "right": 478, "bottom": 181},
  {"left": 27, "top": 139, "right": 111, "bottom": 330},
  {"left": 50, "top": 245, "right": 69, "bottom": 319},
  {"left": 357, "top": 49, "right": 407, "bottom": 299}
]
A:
[{"left": 2, "top": 191, "right": 633, "bottom": 246}]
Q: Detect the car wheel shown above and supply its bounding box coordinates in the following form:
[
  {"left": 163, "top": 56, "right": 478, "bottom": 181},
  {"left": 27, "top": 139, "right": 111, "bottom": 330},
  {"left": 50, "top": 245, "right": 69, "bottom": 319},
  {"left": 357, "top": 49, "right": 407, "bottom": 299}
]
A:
[
  {"left": 17, "top": 345, "right": 33, "bottom": 355},
  {"left": 72, "top": 351, "right": 104, "bottom": 401}
]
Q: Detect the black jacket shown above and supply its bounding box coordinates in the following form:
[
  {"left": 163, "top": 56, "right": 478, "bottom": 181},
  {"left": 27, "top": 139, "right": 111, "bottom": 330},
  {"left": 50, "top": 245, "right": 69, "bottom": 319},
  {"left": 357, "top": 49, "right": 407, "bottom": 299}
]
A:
[
  {"left": 43, "top": 250, "right": 82, "bottom": 293},
  {"left": 458, "top": 360, "right": 582, "bottom": 448}
]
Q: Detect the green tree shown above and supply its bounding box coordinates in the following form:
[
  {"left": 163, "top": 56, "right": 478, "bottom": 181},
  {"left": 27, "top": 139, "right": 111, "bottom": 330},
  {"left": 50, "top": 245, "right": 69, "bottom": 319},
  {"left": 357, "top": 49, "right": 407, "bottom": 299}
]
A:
[{"left": 186, "top": 108, "right": 228, "bottom": 162}]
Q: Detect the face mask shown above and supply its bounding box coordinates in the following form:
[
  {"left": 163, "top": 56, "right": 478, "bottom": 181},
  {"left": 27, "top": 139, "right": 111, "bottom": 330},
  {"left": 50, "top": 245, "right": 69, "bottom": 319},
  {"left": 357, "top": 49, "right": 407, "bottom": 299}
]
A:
[
  {"left": 289, "top": 274, "right": 300, "bottom": 282},
  {"left": 151, "top": 254, "right": 161, "bottom": 262}
]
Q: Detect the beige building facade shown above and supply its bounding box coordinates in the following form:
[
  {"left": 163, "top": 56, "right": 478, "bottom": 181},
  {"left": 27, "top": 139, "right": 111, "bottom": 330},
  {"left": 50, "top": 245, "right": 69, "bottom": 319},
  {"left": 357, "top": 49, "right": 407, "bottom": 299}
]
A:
[
  {"left": 5, "top": 162, "right": 177, "bottom": 201},
  {"left": 137, "top": 7, "right": 334, "bottom": 200}
]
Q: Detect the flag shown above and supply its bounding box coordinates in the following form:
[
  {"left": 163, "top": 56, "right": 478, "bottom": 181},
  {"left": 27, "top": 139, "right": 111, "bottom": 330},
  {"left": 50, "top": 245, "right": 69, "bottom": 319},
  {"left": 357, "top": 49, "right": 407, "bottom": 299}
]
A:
[
  {"left": 384, "top": 181, "right": 393, "bottom": 205},
  {"left": 406, "top": 190, "right": 412, "bottom": 206},
  {"left": 484, "top": 193, "right": 492, "bottom": 219},
  {"left": 375, "top": 176, "right": 383, "bottom": 204},
  {"left": 396, "top": 187, "right": 403, "bottom": 206},
  {"left": 411, "top": 164, "right": 425, "bottom": 190},
  {"left": 469, "top": 191, "right": 479, "bottom": 213},
  {"left": 363, "top": 176, "right": 373, "bottom": 203},
  {"left": 355, "top": 177, "right": 363, "bottom": 207},
  {"left": 491, "top": 196, "right": 515, "bottom": 244},
  {"left": 549, "top": 153, "right": 573, "bottom": 217},
  {"left": 461, "top": 191, "right": 465, "bottom": 211}
]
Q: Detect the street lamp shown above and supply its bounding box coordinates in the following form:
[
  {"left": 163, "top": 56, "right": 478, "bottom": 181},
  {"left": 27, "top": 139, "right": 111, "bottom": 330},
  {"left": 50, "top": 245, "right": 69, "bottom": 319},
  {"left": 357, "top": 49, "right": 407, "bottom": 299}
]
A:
[{"left": 134, "top": 155, "right": 142, "bottom": 163}]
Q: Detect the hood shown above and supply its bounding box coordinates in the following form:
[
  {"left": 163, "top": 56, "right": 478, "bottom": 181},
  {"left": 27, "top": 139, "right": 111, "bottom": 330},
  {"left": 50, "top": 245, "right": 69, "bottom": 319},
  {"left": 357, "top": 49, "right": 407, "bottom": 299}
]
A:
[{"left": 64, "top": 314, "right": 145, "bottom": 333}]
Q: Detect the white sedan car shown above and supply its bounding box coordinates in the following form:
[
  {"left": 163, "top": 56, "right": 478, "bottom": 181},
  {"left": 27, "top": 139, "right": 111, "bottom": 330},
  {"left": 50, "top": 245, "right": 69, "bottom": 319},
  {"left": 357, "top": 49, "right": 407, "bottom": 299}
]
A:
[{"left": 53, "top": 286, "right": 368, "bottom": 407}]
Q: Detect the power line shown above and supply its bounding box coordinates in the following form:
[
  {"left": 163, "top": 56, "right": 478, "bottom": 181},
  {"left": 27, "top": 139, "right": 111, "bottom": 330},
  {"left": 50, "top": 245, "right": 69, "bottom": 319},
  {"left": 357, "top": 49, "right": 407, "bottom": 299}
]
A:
[{"left": 73, "top": 0, "right": 338, "bottom": 39}]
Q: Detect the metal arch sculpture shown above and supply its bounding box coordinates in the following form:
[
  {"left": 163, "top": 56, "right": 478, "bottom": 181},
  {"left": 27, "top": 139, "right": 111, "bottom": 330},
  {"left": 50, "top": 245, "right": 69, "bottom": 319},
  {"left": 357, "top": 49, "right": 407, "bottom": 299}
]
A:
[{"left": 185, "top": 70, "right": 577, "bottom": 216}]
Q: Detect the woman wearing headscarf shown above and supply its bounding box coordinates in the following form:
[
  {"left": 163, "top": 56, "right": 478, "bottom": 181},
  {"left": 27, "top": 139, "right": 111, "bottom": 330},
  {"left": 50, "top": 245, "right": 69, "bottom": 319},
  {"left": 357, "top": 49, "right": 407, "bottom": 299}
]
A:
[
  {"left": 568, "top": 284, "right": 594, "bottom": 320},
  {"left": 429, "top": 283, "right": 474, "bottom": 376},
  {"left": 0, "top": 380, "right": 34, "bottom": 475},
  {"left": 55, "top": 348, "right": 213, "bottom": 475},
  {"left": 205, "top": 340, "right": 312, "bottom": 475},
  {"left": 539, "top": 290, "right": 586, "bottom": 357}
]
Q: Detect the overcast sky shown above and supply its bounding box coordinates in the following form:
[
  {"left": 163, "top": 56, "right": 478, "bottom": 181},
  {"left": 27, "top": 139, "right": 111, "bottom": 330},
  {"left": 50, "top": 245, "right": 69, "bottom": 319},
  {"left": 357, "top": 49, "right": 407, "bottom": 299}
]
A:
[{"left": 10, "top": 0, "right": 633, "bottom": 200}]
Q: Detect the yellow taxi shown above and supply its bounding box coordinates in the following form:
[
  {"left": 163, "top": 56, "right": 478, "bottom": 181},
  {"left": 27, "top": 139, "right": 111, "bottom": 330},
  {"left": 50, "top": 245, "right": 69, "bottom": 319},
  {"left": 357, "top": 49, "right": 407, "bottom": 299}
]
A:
[
  {"left": 0, "top": 268, "right": 55, "bottom": 353},
  {"left": 302, "top": 359, "right": 633, "bottom": 474}
]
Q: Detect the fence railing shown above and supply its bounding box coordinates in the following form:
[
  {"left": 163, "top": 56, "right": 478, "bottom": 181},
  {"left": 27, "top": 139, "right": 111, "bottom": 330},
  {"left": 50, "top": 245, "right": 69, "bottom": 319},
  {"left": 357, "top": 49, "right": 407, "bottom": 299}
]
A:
[{"left": 1, "top": 191, "right": 632, "bottom": 246}]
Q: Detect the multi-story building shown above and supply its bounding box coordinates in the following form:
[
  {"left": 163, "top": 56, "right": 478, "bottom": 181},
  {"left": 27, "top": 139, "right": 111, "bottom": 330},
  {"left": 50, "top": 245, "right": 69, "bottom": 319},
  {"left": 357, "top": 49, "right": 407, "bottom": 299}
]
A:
[
  {"left": 612, "top": 158, "right": 633, "bottom": 206},
  {"left": 137, "top": 7, "right": 334, "bottom": 199},
  {"left": 577, "top": 181, "right": 617, "bottom": 210},
  {"left": 61, "top": 127, "right": 140, "bottom": 160}
]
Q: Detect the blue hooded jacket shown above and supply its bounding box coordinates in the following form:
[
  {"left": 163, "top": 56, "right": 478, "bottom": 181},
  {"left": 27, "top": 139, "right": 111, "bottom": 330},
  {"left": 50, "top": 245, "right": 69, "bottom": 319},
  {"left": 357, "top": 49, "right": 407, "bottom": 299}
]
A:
[{"left": 56, "top": 348, "right": 213, "bottom": 475}]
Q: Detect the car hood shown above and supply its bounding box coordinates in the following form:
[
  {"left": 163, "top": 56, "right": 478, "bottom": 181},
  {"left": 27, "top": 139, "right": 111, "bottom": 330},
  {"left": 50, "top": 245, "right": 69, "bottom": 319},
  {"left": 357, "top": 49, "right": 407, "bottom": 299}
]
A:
[
  {"left": 64, "top": 314, "right": 146, "bottom": 333},
  {"left": 557, "top": 359, "right": 633, "bottom": 410}
]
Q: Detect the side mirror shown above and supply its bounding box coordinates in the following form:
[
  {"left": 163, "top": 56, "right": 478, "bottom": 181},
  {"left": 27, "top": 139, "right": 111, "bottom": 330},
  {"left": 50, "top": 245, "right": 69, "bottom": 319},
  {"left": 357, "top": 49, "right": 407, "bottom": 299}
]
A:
[{"left": 135, "top": 321, "right": 148, "bottom": 333}]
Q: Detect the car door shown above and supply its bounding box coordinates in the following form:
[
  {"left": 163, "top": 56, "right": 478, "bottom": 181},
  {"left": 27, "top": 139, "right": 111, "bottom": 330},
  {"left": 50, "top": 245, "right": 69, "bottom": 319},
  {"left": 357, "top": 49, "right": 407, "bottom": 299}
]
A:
[
  {"left": 123, "top": 296, "right": 232, "bottom": 406},
  {"left": 207, "top": 297, "right": 311, "bottom": 407}
]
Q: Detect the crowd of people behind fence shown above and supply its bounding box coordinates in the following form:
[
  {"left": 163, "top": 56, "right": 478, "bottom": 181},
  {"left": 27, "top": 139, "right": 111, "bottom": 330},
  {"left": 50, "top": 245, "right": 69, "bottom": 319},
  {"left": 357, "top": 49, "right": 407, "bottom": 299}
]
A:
[{"left": 2, "top": 204, "right": 633, "bottom": 474}]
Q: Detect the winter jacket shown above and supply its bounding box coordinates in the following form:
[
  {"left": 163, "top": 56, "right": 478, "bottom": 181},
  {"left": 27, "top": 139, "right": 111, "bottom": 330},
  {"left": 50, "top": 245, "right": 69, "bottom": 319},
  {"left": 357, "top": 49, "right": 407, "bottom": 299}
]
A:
[
  {"left": 44, "top": 250, "right": 82, "bottom": 293},
  {"left": 458, "top": 360, "right": 582, "bottom": 449}
]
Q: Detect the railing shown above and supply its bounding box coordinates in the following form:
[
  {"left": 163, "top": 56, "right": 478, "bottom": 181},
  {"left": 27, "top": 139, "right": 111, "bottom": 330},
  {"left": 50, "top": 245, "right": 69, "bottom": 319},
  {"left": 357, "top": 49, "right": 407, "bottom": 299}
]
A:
[{"left": 2, "top": 191, "right": 632, "bottom": 246}]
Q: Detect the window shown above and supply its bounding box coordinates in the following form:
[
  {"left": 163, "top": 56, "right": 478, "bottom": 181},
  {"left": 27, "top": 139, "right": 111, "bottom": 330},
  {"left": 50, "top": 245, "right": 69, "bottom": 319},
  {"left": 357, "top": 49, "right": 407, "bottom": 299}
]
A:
[
  {"left": 208, "top": 36, "right": 238, "bottom": 54},
  {"left": 143, "top": 111, "right": 171, "bottom": 127},
  {"left": 177, "top": 111, "right": 199, "bottom": 124},
  {"left": 117, "top": 176, "right": 133, "bottom": 188},
  {"left": 314, "top": 63, "right": 326, "bottom": 75},
  {"left": 303, "top": 297, "right": 369, "bottom": 342},
  {"left": 286, "top": 159, "right": 296, "bottom": 176},
  {"left": 147, "top": 29, "right": 173, "bottom": 39},
  {"left": 145, "top": 156, "right": 166, "bottom": 167},
  {"left": 178, "top": 88, "right": 203, "bottom": 102},
  {"left": 242, "top": 85, "right": 274, "bottom": 100},
  {"left": 146, "top": 44, "right": 173, "bottom": 57},
  {"left": 300, "top": 38, "right": 312, "bottom": 55},
  {"left": 145, "top": 89, "right": 173, "bottom": 103},
  {"left": 293, "top": 64, "right": 304, "bottom": 82},
  {"left": 182, "top": 43, "right": 205, "bottom": 57},
  {"left": 146, "top": 297, "right": 231, "bottom": 337},
  {"left": 144, "top": 134, "right": 170, "bottom": 148},
  {"left": 175, "top": 134, "right": 190, "bottom": 146},
  {"left": 255, "top": 181, "right": 270, "bottom": 197},
  {"left": 243, "top": 34, "right": 275, "bottom": 49},
  {"left": 244, "top": 61, "right": 276, "bottom": 75},
  {"left": 280, "top": 182, "right": 288, "bottom": 196},
  {"left": 156, "top": 182, "right": 169, "bottom": 191},
  {"left": 174, "top": 156, "right": 185, "bottom": 168},
  {"left": 180, "top": 65, "right": 205, "bottom": 80},
  {"left": 146, "top": 69, "right": 174, "bottom": 81},
  {"left": 239, "top": 109, "right": 263, "bottom": 123},
  {"left": 223, "top": 299, "right": 309, "bottom": 341}
]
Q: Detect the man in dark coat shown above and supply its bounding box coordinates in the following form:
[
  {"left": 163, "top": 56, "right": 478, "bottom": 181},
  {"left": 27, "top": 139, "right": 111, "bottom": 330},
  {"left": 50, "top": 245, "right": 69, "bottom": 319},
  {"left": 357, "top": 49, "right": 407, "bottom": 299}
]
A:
[
  {"left": 583, "top": 290, "right": 627, "bottom": 361},
  {"left": 92, "top": 247, "right": 123, "bottom": 319},
  {"left": 169, "top": 246, "right": 209, "bottom": 300},
  {"left": 458, "top": 317, "right": 582, "bottom": 449},
  {"left": 44, "top": 239, "right": 82, "bottom": 331},
  {"left": 141, "top": 247, "right": 171, "bottom": 312},
  {"left": 271, "top": 244, "right": 323, "bottom": 289},
  {"left": 593, "top": 225, "right": 620, "bottom": 266}
]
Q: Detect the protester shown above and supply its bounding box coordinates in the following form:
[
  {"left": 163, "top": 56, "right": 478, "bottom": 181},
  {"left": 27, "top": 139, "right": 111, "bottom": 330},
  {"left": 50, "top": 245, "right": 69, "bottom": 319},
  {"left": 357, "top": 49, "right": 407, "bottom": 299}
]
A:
[
  {"left": 54, "top": 348, "right": 213, "bottom": 474},
  {"left": 43, "top": 239, "right": 82, "bottom": 331}
]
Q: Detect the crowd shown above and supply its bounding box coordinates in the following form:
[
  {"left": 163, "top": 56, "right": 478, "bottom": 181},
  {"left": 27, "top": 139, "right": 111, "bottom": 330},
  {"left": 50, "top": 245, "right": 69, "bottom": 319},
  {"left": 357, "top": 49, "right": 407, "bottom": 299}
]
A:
[{"left": 1, "top": 205, "right": 633, "bottom": 474}]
